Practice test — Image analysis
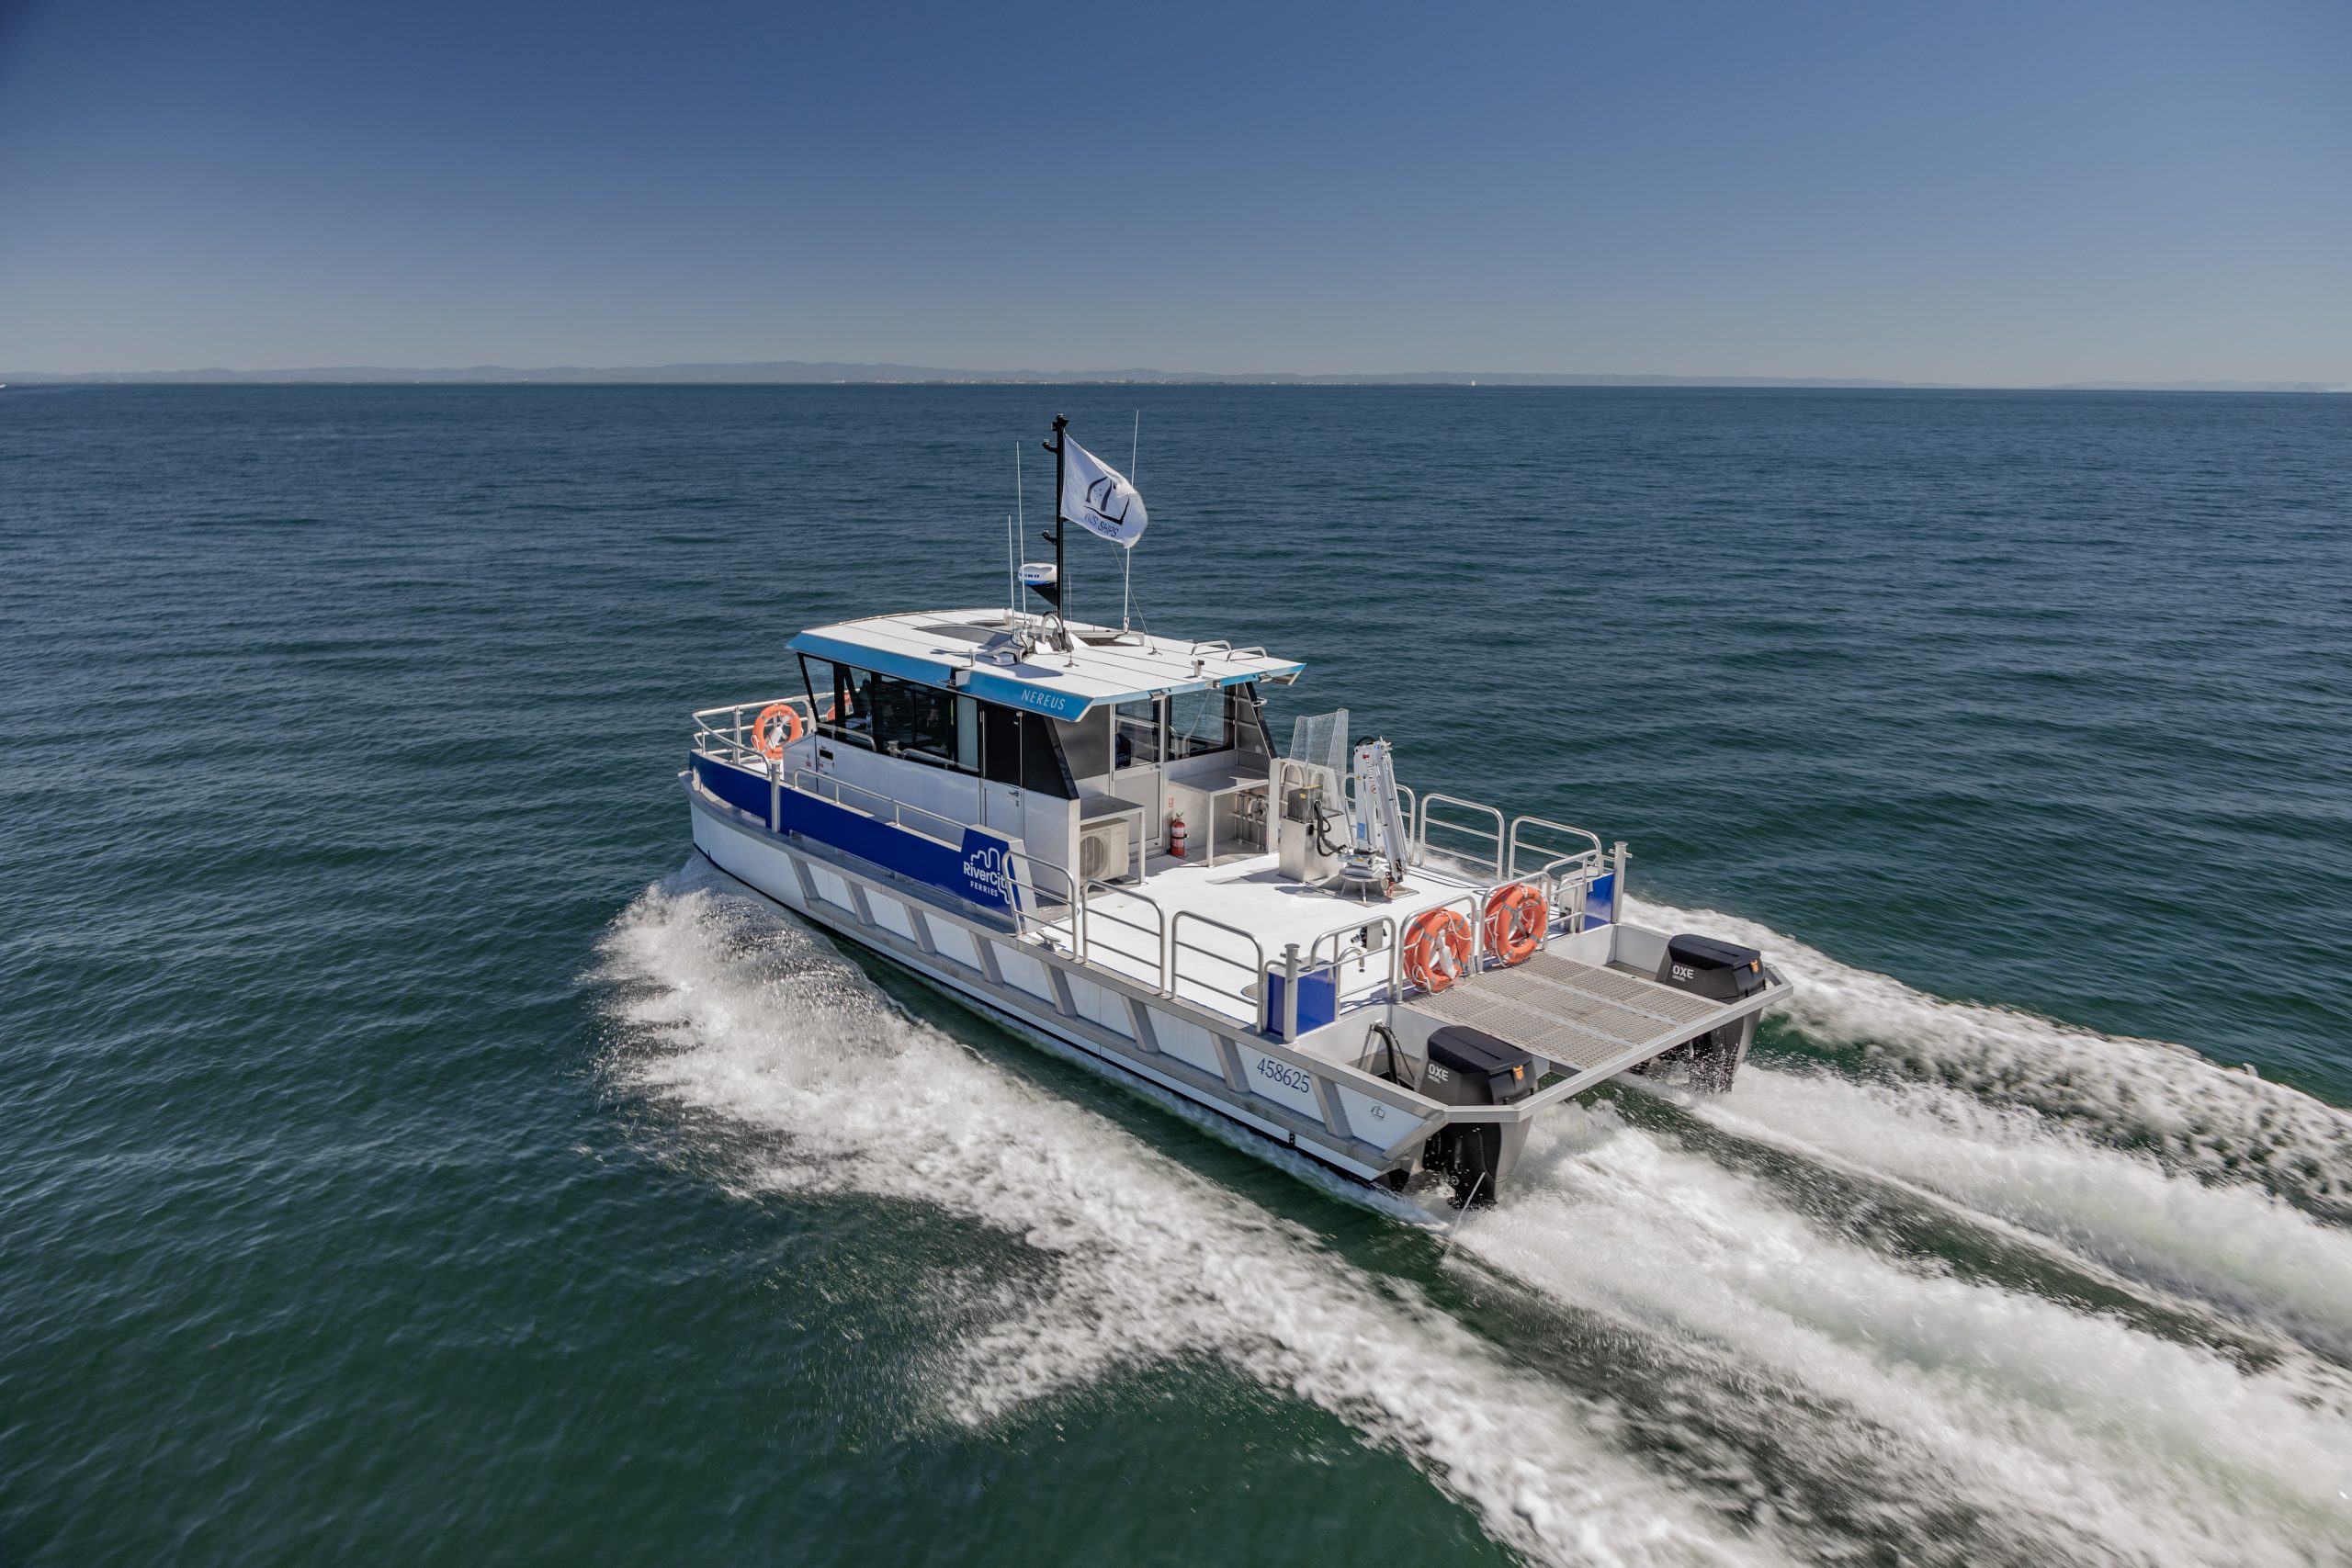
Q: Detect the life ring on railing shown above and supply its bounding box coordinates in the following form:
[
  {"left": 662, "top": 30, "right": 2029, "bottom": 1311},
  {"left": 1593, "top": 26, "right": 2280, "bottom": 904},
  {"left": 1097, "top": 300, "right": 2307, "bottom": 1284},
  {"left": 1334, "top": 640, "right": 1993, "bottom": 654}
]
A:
[
  {"left": 1402, "top": 908, "right": 1474, "bottom": 994},
  {"left": 1484, "top": 884, "right": 1548, "bottom": 965},
  {"left": 753, "top": 702, "right": 804, "bottom": 759}
]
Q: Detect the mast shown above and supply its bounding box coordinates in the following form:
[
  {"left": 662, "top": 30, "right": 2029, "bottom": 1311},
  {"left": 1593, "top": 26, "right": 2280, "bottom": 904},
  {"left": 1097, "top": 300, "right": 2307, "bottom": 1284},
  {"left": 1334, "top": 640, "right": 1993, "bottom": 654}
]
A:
[{"left": 1043, "top": 413, "right": 1069, "bottom": 648}]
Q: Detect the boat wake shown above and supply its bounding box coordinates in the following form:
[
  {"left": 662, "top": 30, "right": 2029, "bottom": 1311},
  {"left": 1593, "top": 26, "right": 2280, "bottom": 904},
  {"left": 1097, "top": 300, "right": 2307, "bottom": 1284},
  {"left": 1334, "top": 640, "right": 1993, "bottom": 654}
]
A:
[
  {"left": 594, "top": 871, "right": 2352, "bottom": 1566},
  {"left": 1457, "top": 1108, "right": 2352, "bottom": 1567},
  {"left": 595, "top": 873, "right": 1775, "bottom": 1568},
  {"left": 1626, "top": 896, "right": 2352, "bottom": 1222}
]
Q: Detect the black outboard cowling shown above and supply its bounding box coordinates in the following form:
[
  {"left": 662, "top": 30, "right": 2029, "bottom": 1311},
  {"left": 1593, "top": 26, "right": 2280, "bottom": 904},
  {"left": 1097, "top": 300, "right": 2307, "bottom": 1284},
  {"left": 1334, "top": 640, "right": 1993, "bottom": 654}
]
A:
[
  {"left": 1417, "top": 1027, "right": 1533, "bottom": 1207},
  {"left": 1639, "top": 933, "right": 1768, "bottom": 1092},
  {"left": 1420, "top": 1026, "right": 1535, "bottom": 1107},
  {"left": 1657, "top": 933, "right": 1766, "bottom": 1002}
]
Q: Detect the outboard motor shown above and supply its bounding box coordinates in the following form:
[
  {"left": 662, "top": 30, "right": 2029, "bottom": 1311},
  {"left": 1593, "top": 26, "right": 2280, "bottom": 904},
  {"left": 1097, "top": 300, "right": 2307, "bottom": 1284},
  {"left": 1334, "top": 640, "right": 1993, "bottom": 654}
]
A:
[
  {"left": 1658, "top": 934, "right": 1766, "bottom": 1002},
  {"left": 1641, "top": 934, "right": 1767, "bottom": 1092},
  {"left": 1419, "top": 1026, "right": 1533, "bottom": 1206}
]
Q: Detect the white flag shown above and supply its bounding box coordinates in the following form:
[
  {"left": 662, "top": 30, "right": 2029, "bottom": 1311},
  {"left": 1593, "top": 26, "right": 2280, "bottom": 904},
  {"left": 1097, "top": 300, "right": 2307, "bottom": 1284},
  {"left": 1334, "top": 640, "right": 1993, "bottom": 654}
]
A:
[{"left": 1060, "top": 438, "right": 1148, "bottom": 547}]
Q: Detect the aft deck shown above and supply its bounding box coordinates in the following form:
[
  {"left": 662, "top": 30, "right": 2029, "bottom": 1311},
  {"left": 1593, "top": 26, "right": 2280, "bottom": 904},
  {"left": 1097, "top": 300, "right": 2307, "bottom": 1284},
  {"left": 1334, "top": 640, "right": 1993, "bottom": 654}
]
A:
[{"left": 1072, "top": 847, "right": 1483, "bottom": 1015}]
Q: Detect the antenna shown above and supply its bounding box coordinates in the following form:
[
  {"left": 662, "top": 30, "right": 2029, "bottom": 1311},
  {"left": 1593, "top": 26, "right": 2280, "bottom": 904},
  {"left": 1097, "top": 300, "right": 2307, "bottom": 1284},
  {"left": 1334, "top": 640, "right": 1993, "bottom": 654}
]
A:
[
  {"left": 1123, "top": 409, "right": 1141, "bottom": 634},
  {"left": 1013, "top": 441, "right": 1025, "bottom": 626},
  {"left": 1006, "top": 513, "right": 1017, "bottom": 617}
]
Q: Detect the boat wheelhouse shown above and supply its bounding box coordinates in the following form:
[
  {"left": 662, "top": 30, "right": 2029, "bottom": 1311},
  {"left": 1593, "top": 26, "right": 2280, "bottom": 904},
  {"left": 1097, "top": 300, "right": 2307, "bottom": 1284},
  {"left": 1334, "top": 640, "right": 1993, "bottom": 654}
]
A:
[{"left": 684, "top": 604, "right": 1788, "bottom": 1204}]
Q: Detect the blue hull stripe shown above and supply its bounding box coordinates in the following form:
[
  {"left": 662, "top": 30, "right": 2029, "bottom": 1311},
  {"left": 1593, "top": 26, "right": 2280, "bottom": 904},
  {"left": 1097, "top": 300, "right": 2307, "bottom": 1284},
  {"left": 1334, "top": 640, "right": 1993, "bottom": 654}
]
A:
[{"left": 691, "top": 754, "right": 1018, "bottom": 914}]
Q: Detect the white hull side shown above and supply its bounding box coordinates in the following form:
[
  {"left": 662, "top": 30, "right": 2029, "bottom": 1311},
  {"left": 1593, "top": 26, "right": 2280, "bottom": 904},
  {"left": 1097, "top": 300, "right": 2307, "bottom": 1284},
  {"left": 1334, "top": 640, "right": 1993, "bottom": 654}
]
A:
[{"left": 687, "top": 793, "right": 1405, "bottom": 1183}]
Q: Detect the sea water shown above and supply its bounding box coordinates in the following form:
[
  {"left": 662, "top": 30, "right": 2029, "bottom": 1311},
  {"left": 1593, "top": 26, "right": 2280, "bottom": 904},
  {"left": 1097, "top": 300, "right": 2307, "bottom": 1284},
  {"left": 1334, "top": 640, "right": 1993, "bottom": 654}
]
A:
[{"left": 4, "top": 384, "right": 2347, "bottom": 1564}]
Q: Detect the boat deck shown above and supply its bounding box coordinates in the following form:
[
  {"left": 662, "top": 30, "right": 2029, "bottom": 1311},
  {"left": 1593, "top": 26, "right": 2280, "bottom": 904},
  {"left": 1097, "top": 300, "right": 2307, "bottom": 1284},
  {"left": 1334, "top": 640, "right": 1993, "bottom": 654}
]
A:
[
  {"left": 1055, "top": 848, "right": 1498, "bottom": 1025},
  {"left": 1413, "top": 950, "right": 1718, "bottom": 1070}
]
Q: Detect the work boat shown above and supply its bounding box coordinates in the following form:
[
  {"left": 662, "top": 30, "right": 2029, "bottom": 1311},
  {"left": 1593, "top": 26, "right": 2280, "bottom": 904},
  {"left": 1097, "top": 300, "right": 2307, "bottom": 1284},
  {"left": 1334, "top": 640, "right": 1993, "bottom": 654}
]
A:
[{"left": 684, "top": 609, "right": 1789, "bottom": 1206}]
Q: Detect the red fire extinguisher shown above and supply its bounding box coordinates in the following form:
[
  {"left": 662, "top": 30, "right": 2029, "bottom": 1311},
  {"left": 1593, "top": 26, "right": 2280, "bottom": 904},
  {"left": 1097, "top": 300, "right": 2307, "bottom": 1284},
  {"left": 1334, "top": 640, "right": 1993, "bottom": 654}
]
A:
[{"left": 1168, "top": 806, "right": 1188, "bottom": 859}]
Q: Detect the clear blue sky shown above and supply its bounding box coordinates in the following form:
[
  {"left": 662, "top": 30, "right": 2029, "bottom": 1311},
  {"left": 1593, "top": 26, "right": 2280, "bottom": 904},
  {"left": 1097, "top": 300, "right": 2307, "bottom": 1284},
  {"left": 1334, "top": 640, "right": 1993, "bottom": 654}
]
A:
[{"left": 2, "top": 0, "right": 2345, "bottom": 381}]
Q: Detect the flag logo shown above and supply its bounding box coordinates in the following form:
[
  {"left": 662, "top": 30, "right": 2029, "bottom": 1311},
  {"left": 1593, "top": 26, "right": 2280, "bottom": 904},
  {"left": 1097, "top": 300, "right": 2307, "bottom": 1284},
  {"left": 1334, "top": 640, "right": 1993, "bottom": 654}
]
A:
[{"left": 1060, "top": 438, "right": 1148, "bottom": 547}]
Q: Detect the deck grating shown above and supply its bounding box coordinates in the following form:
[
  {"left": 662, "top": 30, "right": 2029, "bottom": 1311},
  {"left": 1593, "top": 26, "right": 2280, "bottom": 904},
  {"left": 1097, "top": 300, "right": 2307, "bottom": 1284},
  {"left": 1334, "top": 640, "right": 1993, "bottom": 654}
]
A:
[
  {"left": 1521, "top": 952, "right": 1720, "bottom": 1026},
  {"left": 1417, "top": 988, "right": 1630, "bottom": 1068},
  {"left": 1413, "top": 950, "right": 1719, "bottom": 1071}
]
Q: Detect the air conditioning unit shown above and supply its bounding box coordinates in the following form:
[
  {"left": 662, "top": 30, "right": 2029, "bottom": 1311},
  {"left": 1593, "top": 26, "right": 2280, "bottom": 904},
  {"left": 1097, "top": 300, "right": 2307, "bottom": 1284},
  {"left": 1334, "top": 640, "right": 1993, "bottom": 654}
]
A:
[{"left": 1077, "top": 818, "right": 1134, "bottom": 884}]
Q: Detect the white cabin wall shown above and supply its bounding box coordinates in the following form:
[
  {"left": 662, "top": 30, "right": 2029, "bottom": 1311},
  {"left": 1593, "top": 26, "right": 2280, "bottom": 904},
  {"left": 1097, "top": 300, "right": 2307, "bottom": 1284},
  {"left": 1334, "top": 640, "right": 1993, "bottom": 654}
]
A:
[
  {"left": 1110, "top": 763, "right": 1165, "bottom": 846},
  {"left": 1023, "top": 793, "right": 1078, "bottom": 877},
  {"left": 808, "top": 742, "right": 1008, "bottom": 843}
]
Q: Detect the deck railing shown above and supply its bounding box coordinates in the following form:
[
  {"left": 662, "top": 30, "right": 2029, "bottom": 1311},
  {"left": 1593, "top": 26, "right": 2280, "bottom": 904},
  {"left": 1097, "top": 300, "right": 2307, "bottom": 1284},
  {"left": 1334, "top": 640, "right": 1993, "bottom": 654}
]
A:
[
  {"left": 1417, "top": 792, "right": 1508, "bottom": 879},
  {"left": 1307, "top": 912, "right": 1400, "bottom": 1008},
  {"left": 1082, "top": 879, "right": 1167, "bottom": 987},
  {"left": 692, "top": 703, "right": 1628, "bottom": 1023},
  {"left": 693, "top": 696, "right": 814, "bottom": 769},
  {"left": 787, "top": 768, "right": 967, "bottom": 847},
  {"left": 1003, "top": 849, "right": 1081, "bottom": 951},
  {"left": 1169, "top": 909, "right": 1267, "bottom": 1024}
]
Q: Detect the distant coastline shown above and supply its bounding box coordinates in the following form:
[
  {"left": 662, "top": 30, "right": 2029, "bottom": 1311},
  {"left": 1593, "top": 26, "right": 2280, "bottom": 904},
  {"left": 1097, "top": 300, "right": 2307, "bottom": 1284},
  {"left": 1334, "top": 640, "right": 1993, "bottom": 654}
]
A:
[{"left": 1, "top": 361, "right": 2342, "bottom": 393}]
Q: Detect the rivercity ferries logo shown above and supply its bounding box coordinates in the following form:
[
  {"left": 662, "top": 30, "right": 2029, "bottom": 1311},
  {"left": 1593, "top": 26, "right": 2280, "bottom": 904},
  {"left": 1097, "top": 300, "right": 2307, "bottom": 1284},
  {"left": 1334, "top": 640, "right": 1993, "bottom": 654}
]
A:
[{"left": 957, "top": 829, "right": 1019, "bottom": 909}]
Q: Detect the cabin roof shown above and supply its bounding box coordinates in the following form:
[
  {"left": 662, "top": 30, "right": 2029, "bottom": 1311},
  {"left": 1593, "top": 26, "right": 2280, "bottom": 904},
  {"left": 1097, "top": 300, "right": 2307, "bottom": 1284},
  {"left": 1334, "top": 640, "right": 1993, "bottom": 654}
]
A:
[{"left": 786, "top": 609, "right": 1305, "bottom": 720}]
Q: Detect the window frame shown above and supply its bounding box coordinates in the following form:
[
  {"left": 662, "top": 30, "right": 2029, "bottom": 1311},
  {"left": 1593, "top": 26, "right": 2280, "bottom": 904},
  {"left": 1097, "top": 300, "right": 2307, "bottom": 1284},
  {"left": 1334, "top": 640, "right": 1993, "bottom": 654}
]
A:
[{"left": 1165, "top": 685, "right": 1236, "bottom": 761}]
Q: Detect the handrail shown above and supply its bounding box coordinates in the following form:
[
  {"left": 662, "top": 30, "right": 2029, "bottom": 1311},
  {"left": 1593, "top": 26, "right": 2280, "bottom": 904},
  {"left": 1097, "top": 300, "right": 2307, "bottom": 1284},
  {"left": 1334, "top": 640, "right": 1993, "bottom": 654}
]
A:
[
  {"left": 1006, "top": 850, "right": 1081, "bottom": 950},
  {"left": 693, "top": 694, "right": 810, "bottom": 729},
  {"left": 1396, "top": 890, "right": 1484, "bottom": 997},
  {"left": 1168, "top": 908, "right": 1266, "bottom": 1025},
  {"left": 1548, "top": 863, "right": 1597, "bottom": 934},
  {"left": 787, "top": 768, "right": 966, "bottom": 846},
  {"left": 1418, "top": 792, "right": 1506, "bottom": 879},
  {"left": 693, "top": 694, "right": 816, "bottom": 769},
  {"left": 1083, "top": 879, "right": 1169, "bottom": 993},
  {"left": 1306, "top": 911, "right": 1399, "bottom": 1005},
  {"left": 1486, "top": 873, "right": 1559, "bottom": 964},
  {"left": 1507, "top": 814, "right": 1604, "bottom": 881},
  {"left": 697, "top": 698, "right": 1625, "bottom": 1006}
]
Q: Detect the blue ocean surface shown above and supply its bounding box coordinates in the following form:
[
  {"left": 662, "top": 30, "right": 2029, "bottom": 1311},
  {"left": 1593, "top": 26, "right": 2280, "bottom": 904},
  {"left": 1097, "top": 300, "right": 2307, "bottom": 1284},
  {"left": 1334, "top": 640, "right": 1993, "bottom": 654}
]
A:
[{"left": 4, "top": 384, "right": 2349, "bottom": 1565}]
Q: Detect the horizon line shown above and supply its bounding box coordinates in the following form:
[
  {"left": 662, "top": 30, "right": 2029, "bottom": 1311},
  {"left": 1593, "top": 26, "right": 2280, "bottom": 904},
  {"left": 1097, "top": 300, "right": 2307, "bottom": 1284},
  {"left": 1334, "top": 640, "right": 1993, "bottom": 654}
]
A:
[{"left": 3, "top": 360, "right": 2345, "bottom": 394}]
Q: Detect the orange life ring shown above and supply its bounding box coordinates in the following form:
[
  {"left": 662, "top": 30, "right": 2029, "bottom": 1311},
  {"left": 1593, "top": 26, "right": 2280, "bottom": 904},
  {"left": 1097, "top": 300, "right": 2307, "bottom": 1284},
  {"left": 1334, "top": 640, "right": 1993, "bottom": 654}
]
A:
[
  {"left": 1484, "top": 884, "right": 1548, "bottom": 965},
  {"left": 1402, "top": 908, "right": 1474, "bottom": 994},
  {"left": 753, "top": 702, "right": 804, "bottom": 759}
]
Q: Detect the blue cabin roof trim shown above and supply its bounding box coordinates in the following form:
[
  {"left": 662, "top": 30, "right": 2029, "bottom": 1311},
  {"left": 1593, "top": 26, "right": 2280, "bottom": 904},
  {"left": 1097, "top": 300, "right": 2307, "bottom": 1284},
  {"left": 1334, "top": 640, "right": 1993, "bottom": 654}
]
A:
[{"left": 786, "top": 626, "right": 1301, "bottom": 720}]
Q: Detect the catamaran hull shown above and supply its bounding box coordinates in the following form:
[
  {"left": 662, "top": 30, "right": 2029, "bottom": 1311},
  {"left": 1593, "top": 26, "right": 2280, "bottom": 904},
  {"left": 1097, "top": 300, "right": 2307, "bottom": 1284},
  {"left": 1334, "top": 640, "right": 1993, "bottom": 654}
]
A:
[
  {"left": 688, "top": 788, "right": 1403, "bottom": 1180},
  {"left": 687, "top": 780, "right": 1781, "bottom": 1199}
]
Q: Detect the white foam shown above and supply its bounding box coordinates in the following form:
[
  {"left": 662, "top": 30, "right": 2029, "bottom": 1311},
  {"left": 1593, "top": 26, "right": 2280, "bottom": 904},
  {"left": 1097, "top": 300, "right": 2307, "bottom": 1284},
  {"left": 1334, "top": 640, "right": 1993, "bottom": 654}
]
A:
[
  {"left": 1462, "top": 1111, "right": 2352, "bottom": 1567},
  {"left": 1630, "top": 895, "right": 2352, "bottom": 1217},
  {"left": 1699, "top": 1064, "right": 2352, "bottom": 1359},
  {"left": 595, "top": 879, "right": 1778, "bottom": 1568}
]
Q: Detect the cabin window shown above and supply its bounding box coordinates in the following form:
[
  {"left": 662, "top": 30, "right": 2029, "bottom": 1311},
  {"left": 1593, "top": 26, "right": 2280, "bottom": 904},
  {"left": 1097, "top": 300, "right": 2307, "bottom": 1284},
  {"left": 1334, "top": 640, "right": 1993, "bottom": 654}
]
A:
[
  {"left": 847, "top": 671, "right": 877, "bottom": 745},
  {"left": 867, "top": 672, "right": 959, "bottom": 766},
  {"left": 978, "top": 703, "right": 1075, "bottom": 797},
  {"left": 1166, "top": 687, "right": 1233, "bottom": 760},
  {"left": 1113, "top": 699, "right": 1160, "bottom": 768},
  {"left": 797, "top": 657, "right": 832, "bottom": 719},
  {"left": 1052, "top": 710, "right": 1113, "bottom": 782},
  {"left": 955, "top": 696, "right": 980, "bottom": 773},
  {"left": 799, "top": 656, "right": 868, "bottom": 750}
]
